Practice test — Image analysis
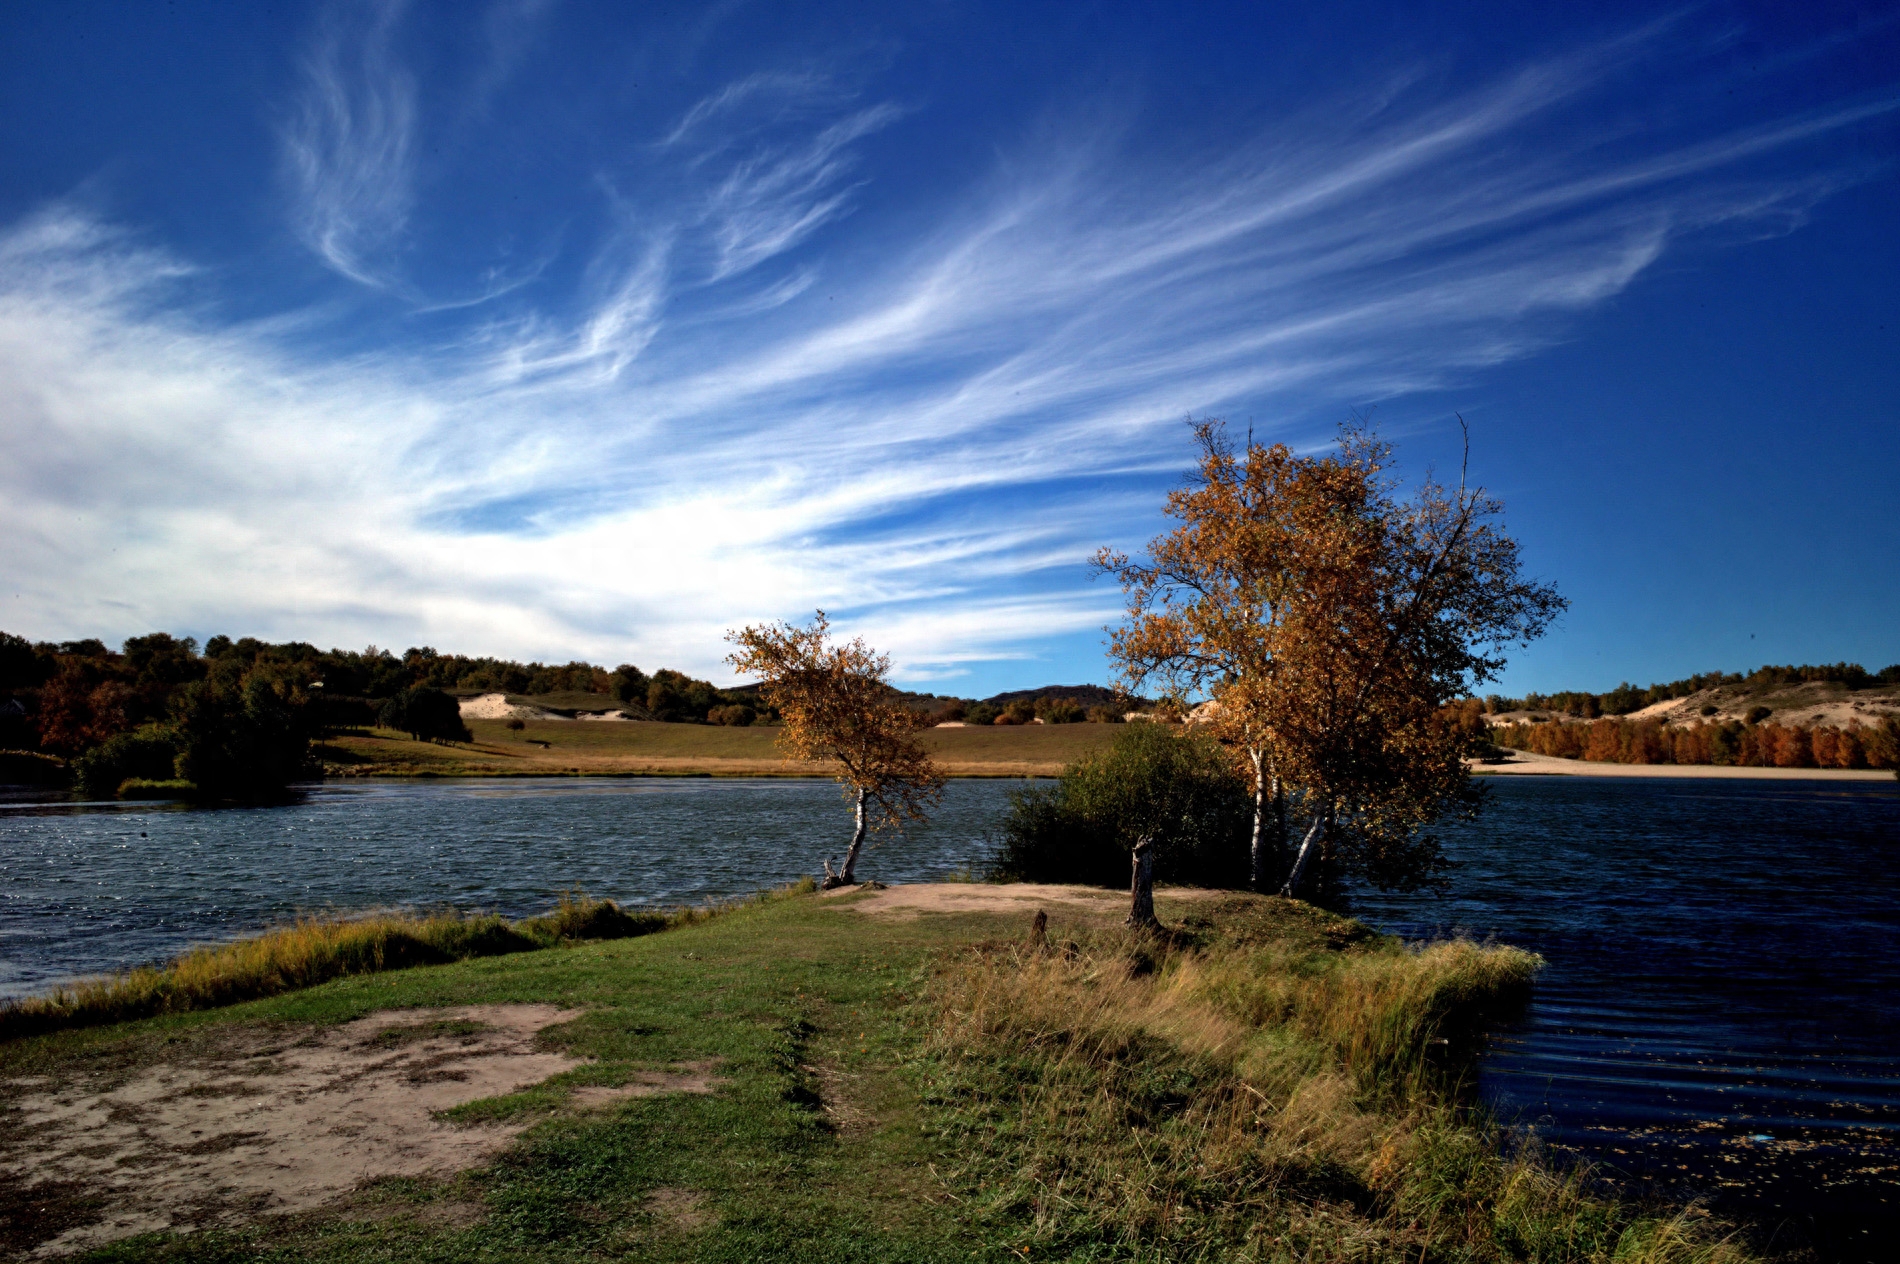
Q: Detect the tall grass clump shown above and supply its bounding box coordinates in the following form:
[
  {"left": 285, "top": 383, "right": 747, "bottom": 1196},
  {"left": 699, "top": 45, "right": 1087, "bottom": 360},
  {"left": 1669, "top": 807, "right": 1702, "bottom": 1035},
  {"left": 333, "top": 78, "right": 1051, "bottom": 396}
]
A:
[
  {"left": 916, "top": 895, "right": 1752, "bottom": 1263},
  {"left": 0, "top": 894, "right": 667, "bottom": 1042}
]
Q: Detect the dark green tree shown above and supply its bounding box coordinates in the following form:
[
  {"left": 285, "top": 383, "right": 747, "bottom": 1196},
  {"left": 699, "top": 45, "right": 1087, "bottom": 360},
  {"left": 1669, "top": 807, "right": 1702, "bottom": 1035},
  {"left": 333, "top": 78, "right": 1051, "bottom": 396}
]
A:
[
  {"left": 991, "top": 722, "right": 1253, "bottom": 888},
  {"left": 171, "top": 664, "right": 316, "bottom": 798},
  {"left": 379, "top": 687, "right": 471, "bottom": 742}
]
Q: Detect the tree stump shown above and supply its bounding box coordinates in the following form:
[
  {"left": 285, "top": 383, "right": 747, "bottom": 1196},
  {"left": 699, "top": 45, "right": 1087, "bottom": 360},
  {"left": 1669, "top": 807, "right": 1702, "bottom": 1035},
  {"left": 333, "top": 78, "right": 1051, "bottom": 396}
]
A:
[{"left": 1126, "top": 836, "right": 1157, "bottom": 929}]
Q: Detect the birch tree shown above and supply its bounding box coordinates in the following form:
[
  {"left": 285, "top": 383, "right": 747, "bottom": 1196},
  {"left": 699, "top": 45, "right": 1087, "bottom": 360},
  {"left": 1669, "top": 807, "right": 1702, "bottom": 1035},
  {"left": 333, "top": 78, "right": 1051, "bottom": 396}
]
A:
[
  {"left": 1101, "top": 420, "right": 1564, "bottom": 900},
  {"left": 725, "top": 612, "right": 944, "bottom": 887},
  {"left": 1095, "top": 421, "right": 1314, "bottom": 889}
]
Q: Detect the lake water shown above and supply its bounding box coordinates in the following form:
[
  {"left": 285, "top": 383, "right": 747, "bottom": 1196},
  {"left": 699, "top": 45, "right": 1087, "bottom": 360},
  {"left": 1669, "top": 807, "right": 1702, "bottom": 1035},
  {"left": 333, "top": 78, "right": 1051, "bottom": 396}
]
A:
[
  {"left": 3, "top": 774, "right": 1897, "bottom": 1259},
  {"left": 1354, "top": 777, "right": 1900, "bottom": 1263}
]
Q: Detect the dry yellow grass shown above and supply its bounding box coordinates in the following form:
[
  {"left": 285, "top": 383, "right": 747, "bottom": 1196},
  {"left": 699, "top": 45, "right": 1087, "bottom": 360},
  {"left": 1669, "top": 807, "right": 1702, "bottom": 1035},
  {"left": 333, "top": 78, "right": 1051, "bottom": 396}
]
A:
[
  {"left": 320, "top": 718, "right": 1122, "bottom": 777},
  {"left": 919, "top": 896, "right": 1753, "bottom": 1263},
  {"left": 0, "top": 895, "right": 683, "bottom": 1041}
]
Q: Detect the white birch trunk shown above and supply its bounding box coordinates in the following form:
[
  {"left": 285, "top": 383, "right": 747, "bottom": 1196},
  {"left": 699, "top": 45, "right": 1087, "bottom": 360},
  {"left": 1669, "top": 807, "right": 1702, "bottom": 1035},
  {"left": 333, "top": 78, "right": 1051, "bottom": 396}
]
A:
[
  {"left": 1278, "top": 814, "right": 1325, "bottom": 899},
  {"left": 836, "top": 788, "right": 869, "bottom": 886},
  {"left": 1248, "top": 748, "right": 1267, "bottom": 891},
  {"left": 1272, "top": 776, "right": 1288, "bottom": 880}
]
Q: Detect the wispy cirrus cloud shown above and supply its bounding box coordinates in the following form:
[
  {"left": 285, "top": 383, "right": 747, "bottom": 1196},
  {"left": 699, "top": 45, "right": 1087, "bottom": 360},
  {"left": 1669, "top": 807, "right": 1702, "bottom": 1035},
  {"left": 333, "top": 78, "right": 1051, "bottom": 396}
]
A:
[
  {"left": 703, "top": 102, "right": 903, "bottom": 280},
  {"left": 281, "top": 0, "right": 417, "bottom": 289},
  {"left": 3, "top": 19, "right": 1894, "bottom": 686}
]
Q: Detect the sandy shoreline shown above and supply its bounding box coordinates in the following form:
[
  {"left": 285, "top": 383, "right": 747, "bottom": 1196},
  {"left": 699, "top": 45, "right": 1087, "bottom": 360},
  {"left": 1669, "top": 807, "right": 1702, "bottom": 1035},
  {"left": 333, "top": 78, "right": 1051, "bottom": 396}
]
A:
[{"left": 1475, "top": 748, "right": 1894, "bottom": 781}]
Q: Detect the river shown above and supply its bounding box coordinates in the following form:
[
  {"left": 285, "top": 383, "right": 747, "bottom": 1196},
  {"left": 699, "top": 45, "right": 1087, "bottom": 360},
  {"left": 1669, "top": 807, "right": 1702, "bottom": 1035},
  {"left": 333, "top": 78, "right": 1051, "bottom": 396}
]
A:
[{"left": 3, "top": 774, "right": 1896, "bottom": 1259}]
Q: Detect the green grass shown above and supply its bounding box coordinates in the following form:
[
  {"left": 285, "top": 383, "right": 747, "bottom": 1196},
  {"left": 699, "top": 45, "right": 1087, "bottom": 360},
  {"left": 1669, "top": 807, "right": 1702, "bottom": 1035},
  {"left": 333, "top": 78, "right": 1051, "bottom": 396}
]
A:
[{"left": 0, "top": 890, "right": 1758, "bottom": 1263}]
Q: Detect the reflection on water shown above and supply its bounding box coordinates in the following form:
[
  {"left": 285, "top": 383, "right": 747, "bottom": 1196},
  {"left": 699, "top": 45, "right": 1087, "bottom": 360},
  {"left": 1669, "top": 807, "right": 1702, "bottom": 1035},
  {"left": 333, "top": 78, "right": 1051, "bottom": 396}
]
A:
[
  {"left": 1351, "top": 776, "right": 1900, "bottom": 1263},
  {"left": 2, "top": 773, "right": 1896, "bottom": 1259}
]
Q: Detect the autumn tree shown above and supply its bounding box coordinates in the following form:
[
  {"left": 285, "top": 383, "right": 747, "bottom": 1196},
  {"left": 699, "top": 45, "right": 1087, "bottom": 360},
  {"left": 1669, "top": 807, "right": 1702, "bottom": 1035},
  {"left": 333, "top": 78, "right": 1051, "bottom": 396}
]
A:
[
  {"left": 1272, "top": 426, "right": 1563, "bottom": 898},
  {"left": 1101, "top": 419, "right": 1564, "bottom": 901},
  {"left": 725, "top": 612, "right": 944, "bottom": 887},
  {"left": 1097, "top": 421, "right": 1312, "bottom": 889}
]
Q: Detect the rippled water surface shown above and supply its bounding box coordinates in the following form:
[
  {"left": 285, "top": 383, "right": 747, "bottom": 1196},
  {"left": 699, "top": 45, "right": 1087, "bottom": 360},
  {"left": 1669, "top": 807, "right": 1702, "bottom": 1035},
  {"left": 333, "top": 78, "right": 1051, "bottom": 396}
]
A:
[
  {"left": 3, "top": 773, "right": 1896, "bottom": 1259},
  {"left": 1353, "top": 776, "right": 1900, "bottom": 1262},
  {"left": 0, "top": 777, "right": 1014, "bottom": 998}
]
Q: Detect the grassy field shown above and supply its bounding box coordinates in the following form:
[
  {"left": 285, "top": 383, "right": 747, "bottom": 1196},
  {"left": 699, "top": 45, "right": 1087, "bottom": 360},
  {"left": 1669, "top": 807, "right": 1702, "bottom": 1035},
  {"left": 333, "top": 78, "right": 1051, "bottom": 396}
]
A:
[
  {"left": 0, "top": 887, "right": 1753, "bottom": 1263},
  {"left": 320, "top": 720, "right": 1121, "bottom": 778}
]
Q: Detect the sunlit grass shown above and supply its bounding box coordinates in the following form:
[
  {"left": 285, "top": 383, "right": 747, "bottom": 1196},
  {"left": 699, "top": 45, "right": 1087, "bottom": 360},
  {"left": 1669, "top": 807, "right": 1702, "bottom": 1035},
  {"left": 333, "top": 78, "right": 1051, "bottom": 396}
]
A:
[
  {"left": 0, "top": 885, "right": 815, "bottom": 1042},
  {"left": 1, "top": 886, "right": 1758, "bottom": 1262},
  {"left": 917, "top": 897, "right": 1751, "bottom": 1262}
]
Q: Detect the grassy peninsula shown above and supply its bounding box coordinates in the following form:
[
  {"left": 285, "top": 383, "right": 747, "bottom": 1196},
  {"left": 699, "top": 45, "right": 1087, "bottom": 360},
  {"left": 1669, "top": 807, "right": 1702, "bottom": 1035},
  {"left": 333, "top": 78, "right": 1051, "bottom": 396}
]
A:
[{"left": 1, "top": 885, "right": 1751, "bottom": 1263}]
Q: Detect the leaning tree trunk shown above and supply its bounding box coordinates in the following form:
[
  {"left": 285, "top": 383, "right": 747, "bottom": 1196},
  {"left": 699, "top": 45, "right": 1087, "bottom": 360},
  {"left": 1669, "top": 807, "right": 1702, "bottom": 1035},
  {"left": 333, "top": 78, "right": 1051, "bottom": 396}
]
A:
[
  {"left": 1272, "top": 777, "right": 1289, "bottom": 885},
  {"left": 1248, "top": 749, "right": 1267, "bottom": 891},
  {"left": 1126, "top": 836, "right": 1158, "bottom": 928},
  {"left": 1279, "top": 812, "right": 1326, "bottom": 899},
  {"left": 832, "top": 788, "right": 869, "bottom": 887}
]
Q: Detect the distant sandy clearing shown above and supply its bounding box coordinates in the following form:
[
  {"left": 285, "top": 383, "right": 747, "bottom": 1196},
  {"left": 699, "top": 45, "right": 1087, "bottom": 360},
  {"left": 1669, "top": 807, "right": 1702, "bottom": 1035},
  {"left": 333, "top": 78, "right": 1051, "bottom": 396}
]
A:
[
  {"left": 457, "top": 693, "right": 566, "bottom": 721},
  {"left": 1478, "top": 749, "right": 1892, "bottom": 781}
]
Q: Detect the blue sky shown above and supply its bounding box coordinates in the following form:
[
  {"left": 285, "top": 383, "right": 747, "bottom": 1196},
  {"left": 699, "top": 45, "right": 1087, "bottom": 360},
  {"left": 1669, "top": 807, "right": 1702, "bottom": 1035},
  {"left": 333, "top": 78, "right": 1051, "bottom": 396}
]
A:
[{"left": 2, "top": 1, "right": 1895, "bottom": 697}]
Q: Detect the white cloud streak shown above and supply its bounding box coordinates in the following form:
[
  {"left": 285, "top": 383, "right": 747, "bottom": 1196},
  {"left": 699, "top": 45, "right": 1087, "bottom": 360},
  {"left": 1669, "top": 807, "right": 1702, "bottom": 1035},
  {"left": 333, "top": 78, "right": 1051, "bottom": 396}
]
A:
[
  {"left": 3, "top": 30, "right": 1892, "bottom": 686},
  {"left": 281, "top": 0, "right": 418, "bottom": 289}
]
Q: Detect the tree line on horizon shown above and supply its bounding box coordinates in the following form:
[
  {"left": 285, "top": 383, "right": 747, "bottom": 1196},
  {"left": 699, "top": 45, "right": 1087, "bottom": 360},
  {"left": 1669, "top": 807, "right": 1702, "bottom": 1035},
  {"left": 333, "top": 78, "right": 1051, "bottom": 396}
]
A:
[
  {"left": 0, "top": 629, "right": 1158, "bottom": 801},
  {"left": 1457, "top": 659, "right": 1900, "bottom": 771},
  {"left": 1490, "top": 713, "right": 1899, "bottom": 770},
  {"left": 0, "top": 633, "right": 779, "bottom": 799},
  {"left": 1479, "top": 660, "right": 1900, "bottom": 720}
]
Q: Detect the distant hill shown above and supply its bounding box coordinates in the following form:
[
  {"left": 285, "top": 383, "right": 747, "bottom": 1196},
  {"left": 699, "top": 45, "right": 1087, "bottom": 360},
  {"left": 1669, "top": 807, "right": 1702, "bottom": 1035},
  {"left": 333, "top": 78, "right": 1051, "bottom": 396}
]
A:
[
  {"left": 1484, "top": 662, "right": 1900, "bottom": 730},
  {"left": 980, "top": 684, "right": 1132, "bottom": 708}
]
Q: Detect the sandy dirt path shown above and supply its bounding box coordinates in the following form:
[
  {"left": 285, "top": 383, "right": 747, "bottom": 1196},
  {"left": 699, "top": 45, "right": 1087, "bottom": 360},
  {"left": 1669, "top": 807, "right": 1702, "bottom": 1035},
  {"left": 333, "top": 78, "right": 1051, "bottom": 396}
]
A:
[{"left": 1476, "top": 749, "right": 1893, "bottom": 781}]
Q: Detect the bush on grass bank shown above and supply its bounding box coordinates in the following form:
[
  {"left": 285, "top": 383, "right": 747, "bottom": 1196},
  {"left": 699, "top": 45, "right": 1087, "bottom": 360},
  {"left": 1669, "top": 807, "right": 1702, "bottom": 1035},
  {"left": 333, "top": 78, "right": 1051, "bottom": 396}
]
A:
[
  {"left": 917, "top": 898, "right": 1747, "bottom": 1262},
  {"left": 115, "top": 777, "right": 196, "bottom": 800},
  {"left": 990, "top": 720, "right": 1253, "bottom": 888},
  {"left": 0, "top": 888, "right": 781, "bottom": 1043}
]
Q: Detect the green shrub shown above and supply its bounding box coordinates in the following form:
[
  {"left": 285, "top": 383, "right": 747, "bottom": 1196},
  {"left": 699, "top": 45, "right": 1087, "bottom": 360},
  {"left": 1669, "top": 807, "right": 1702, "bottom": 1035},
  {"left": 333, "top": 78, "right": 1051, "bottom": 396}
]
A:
[
  {"left": 116, "top": 778, "right": 196, "bottom": 800},
  {"left": 518, "top": 894, "right": 670, "bottom": 943},
  {"left": 72, "top": 725, "right": 180, "bottom": 799},
  {"left": 991, "top": 721, "right": 1252, "bottom": 887}
]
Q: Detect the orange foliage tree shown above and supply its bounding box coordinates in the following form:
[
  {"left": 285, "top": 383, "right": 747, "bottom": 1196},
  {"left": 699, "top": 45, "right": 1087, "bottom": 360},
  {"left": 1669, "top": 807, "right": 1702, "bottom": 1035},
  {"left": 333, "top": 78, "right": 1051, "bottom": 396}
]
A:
[
  {"left": 725, "top": 612, "right": 944, "bottom": 887},
  {"left": 1096, "top": 421, "right": 1315, "bottom": 888},
  {"left": 1101, "top": 420, "right": 1564, "bottom": 899}
]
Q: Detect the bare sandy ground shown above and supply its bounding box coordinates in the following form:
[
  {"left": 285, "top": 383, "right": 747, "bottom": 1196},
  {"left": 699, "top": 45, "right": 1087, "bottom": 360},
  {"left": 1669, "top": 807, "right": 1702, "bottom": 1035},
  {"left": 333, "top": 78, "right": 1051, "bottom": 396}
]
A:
[
  {"left": 1476, "top": 749, "right": 1893, "bottom": 781},
  {"left": 1487, "top": 682, "right": 1900, "bottom": 732},
  {"left": 457, "top": 693, "right": 568, "bottom": 721},
  {"left": 826, "top": 881, "right": 1231, "bottom": 921},
  {"left": 1, "top": 1005, "right": 720, "bottom": 1256},
  {"left": 1621, "top": 688, "right": 1899, "bottom": 730}
]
